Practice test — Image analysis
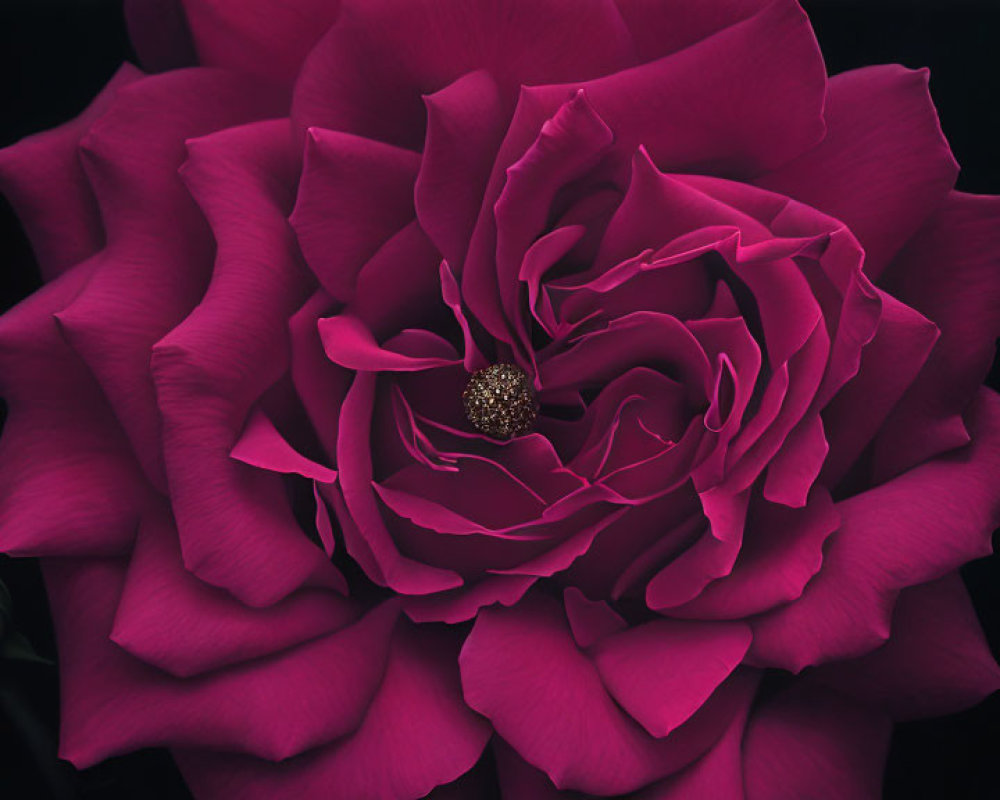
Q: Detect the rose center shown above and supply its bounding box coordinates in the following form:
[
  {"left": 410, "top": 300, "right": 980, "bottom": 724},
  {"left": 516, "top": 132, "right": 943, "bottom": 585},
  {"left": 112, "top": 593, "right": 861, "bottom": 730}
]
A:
[{"left": 462, "top": 363, "right": 537, "bottom": 439}]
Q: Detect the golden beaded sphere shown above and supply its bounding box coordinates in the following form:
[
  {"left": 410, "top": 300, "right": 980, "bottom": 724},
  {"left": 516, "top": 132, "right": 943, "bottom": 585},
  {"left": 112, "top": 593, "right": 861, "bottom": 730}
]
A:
[{"left": 462, "top": 363, "right": 537, "bottom": 439}]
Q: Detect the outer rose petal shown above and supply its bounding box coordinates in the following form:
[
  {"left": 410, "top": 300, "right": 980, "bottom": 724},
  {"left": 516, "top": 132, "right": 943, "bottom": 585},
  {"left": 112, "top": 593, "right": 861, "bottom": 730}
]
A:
[
  {"left": 56, "top": 70, "right": 289, "bottom": 490},
  {"left": 0, "top": 64, "right": 142, "bottom": 280},
  {"left": 756, "top": 65, "right": 958, "bottom": 280},
  {"left": 749, "top": 389, "right": 1000, "bottom": 671},
  {"left": 614, "top": 0, "right": 768, "bottom": 61},
  {"left": 290, "top": 128, "right": 421, "bottom": 303},
  {"left": 874, "top": 191, "right": 1000, "bottom": 479},
  {"left": 178, "top": 0, "right": 340, "bottom": 84},
  {"left": 590, "top": 618, "right": 751, "bottom": 737},
  {"left": 460, "top": 593, "right": 758, "bottom": 795},
  {"left": 110, "top": 508, "right": 356, "bottom": 678},
  {"left": 0, "top": 263, "right": 152, "bottom": 557},
  {"left": 174, "top": 625, "right": 490, "bottom": 800},
  {"left": 743, "top": 684, "right": 892, "bottom": 800},
  {"left": 124, "top": 0, "right": 196, "bottom": 72},
  {"left": 153, "top": 119, "right": 340, "bottom": 607},
  {"left": 809, "top": 573, "right": 1000, "bottom": 721},
  {"left": 44, "top": 558, "right": 399, "bottom": 767},
  {"left": 416, "top": 70, "right": 506, "bottom": 272},
  {"left": 292, "top": 0, "right": 636, "bottom": 149}
]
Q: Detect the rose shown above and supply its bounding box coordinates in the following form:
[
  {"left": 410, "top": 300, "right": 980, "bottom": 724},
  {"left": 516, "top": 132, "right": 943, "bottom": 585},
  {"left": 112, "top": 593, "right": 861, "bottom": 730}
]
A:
[{"left": 1, "top": 1, "right": 999, "bottom": 798}]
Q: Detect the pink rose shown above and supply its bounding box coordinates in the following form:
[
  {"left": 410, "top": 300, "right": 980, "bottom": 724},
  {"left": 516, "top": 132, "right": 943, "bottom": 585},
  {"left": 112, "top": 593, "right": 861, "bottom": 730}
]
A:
[{"left": 2, "top": 1, "right": 999, "bottom": 798}]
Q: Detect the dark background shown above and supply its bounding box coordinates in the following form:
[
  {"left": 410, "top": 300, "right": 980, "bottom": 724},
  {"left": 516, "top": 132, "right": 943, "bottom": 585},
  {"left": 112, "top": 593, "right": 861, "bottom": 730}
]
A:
[{"left": 0, "top": 0, "right": 998, "bottom": 798}]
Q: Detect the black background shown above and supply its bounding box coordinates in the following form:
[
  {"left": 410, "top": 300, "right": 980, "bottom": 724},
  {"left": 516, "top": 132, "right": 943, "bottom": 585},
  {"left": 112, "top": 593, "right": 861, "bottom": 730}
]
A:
[{"left": 0, "top": 1, "right": 998, "bottom": 798}]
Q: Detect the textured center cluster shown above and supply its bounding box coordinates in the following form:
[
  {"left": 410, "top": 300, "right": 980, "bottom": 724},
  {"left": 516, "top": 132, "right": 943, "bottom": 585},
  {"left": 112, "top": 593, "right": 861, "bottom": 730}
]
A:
[{"left": 462, "top": 363, "right": 537, "bottom": 439}]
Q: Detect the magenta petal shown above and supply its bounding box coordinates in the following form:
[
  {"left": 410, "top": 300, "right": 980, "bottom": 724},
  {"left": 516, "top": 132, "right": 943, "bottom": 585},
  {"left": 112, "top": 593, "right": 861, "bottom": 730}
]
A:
[
  {"left": 57, "top": 73, "right": 288, "bottom": 489},
  {"left": 176, "top": 625, "right": 490, "bottom": 800},
  {"left": 153, "top": 119, "right": 337, "bottom": 607},
  {"left": 581, "top": 0, "right": 825, "bottom": 175},
  {"left": 319, "top": 314, "right": 458, "bottom": 372},
  {"left": 123, "top": 0, "right": 196, "bottom": 72},
  {"left": 111, "top": 509, "right": 356, "bottom": 677},
  {"left": 179, "top": 0, "right": 339, "bottom": 83},
  {"left": 46, "top": 557, "right": 399, "bottom": 766},
  {"left": 616, "top": 0, "right": 769, "bottom": 61},
  {"left": 336, "top": 373, "right": 464, "bottom": 595},
  {"left": 638, "top": 670, "right": 759, "bottom": 800},
  {"left": 811, "top": 573, "right": 1000, "bottom": 721},
  {"left": 749, "top": 389, "right": 1000, "bottom": 671},
  {"left": 417, "top": 70, "right": 506, "bottom": 271},
  {"left": 292, "top": 0, "right": 635, "bottom": 150},
  {"left": 819, "top": 292, "right": 938, "bottom": 487},
  {"left": 403, "top": 574, "right": 536, "bottom": 625},
  {"left": 0, "top": 264, "right": 152, "bottom": 557},
  {"left": 743, "top": 683, "right": 892, "bottom": 800},
  {"left": 590, "top": 619, "right": 751, "bottom": 737},
  {"left": 289, "top": 290, "right": 351, "bottom": 460},
  {"left": 756, "top": 65, "right": 958, "bottom": 280},
  {"left": 494, "top": 738, "right": 585, "bottom": 800},
  {"left": 460, "top": 593, "right": 758, "bottom": 795},
  {"left": 564, "top": 587, "right": 627, "bottom": 649},
  {"left": 0, "top": 64, "right": 141, "bottom": 280},
  {"left": 231, "top": 407, "right": 337, "bottom": 483},
  {"left": 292, "top": 127, "right": 420, "bottom": 302},
  {"left": 874, "top": 191, "right": 1000, "bottom": 479},
  {"left": 671, "top": 488, "right": 839, "bottom": 620}
]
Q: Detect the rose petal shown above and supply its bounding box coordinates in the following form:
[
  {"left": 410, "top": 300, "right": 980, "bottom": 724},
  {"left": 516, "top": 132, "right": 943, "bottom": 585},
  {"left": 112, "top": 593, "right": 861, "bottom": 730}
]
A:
[
  {"left": 289, "top": 290, "right": 350, "bottom": 460},
  {"left": 819, "top": 292, "right": 938, "bottom": 488},
  {"left": 873, "top": 191, "right": 1000, "bottom": 479},
  {"left": 416, "top": 70, "right": 506, "bottom": 271},
  {"left": 110, "top": 508, "right": 356, "bottom": 677},
  {"left": 291, "top": 127, "right": 420, "bottom": 303},
  {"left": 231, "top": 407, "right": 337, "bottom": 483},
  {"left": 749, "top": 388, "right": 1000, "bottom": 671},
  {"left": 563, "top": 587, "right": 627, "bottom": 649},
  {"left": 124, "top": 0, "right": 196, "bottom": 72},
  {"left": 152, "top": 118, "right": 337, "bottom": 607},
  {"left": 669, "top": 488, "right": 839, "bottom": 620},
  {"left": 0, "top": 263, "right": 152, "bottom": 557},
  {"left": 756, "top": 65, "right": 958, "bottom": 280},
  {"left": 743, "top": 683, "right": 892, "bottom": 800},
  {"left": 0, "top": 64, "right": 142, "bottom": 280},
  {"left": 292, "top": 0, "right": 635, "bottom": 149},
  {"left": 590, "top": 618, "right": 751, "bottom": 737},
  {"left": 179, "top": 0, "right": 340, "bottom": 83},
  {"left": 460, "top": 593, "right": 759, "bottom": 795},
  {"left": 176, "top": 624, "right": 490, "bottom": 800},
  {"left": 810, "top": 573, "right": 1000, "bottom": 721},
  {"left": 56, "top": 72, "right": 288, "bottom": 490},
  {"left": 614, "top": 0, "right": 769, "bottom": 62},
  {"left": 46, "top": 557, "right": 399, "bottom": 766}
]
